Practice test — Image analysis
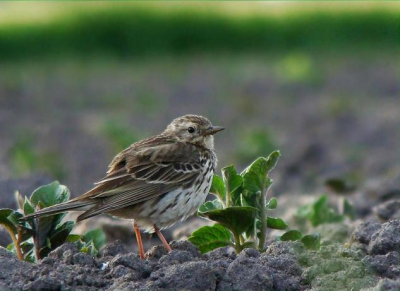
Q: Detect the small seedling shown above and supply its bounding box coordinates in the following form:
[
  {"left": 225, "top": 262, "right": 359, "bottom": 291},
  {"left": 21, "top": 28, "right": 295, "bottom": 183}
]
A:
[
  {"left": 0, "top": 181, "right": 106, "bottom": 262},
  {"left": 296, "top": 194, "right": 356, "bottom": 227},
  {"left": 190, "top": 151, "right": 290, "bottom": 253},
  {"left": 190, "top": 151, "right": 322, "bottom": 254}
]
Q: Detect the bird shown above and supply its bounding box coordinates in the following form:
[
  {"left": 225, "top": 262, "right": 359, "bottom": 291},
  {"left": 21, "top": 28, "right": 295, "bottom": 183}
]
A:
[{"left": 21, "top": 114, "right": 224, "bottom": 259}]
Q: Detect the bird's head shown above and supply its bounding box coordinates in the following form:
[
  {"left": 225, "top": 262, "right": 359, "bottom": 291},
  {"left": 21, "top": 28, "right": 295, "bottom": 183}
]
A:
[{"left": 165, "top": 115, "right": 224, "bottom": 150}]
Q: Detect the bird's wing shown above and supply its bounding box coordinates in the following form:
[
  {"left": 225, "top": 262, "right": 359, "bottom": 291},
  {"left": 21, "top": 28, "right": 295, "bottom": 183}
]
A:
[{"left": 74, "top": 141, "right": 203, "bottom": 221}]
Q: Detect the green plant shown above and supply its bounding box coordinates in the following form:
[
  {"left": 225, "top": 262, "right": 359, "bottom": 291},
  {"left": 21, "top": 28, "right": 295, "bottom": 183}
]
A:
[
  {"left": 296, "top": 194, "right": 356, "bottom": 227},
  {"left": 190, "top": 151, "right": 321, "bottom": 254},
  {"left": 189, "top": 151, "right": 286, "bottom": 253},
  {"left": 0, "top": 181, "right": 106, "bottom": 262}
]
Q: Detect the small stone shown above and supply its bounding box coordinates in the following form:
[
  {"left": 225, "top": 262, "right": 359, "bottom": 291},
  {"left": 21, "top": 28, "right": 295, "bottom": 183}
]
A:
[
  {"left": 204, "top": 246, "right": 236, "bottom": 261},
  {"left": 362, "top": 252, "right": 399, "bottom": 279},
  {"left": 238, "top": 248, "right": 260, "bottom": 259},
  {"left": 146, "top": 245, "right": 168, "bottom": 261},
  {"left": 48, "top": 243, "right": 78, "bottom": 261},
  {"left": 170, "top": 240, "right": 201, "bottom": 257},
  {"left": 373, "top": 199, "right": 400, "bottom": 222},
  {"left": 101, "top": 240, "right": 128, "bottom": 257},
  {"left": 368, "top": 220, "right": 399, "bottom": 255},
  {"left": 352, "top": 222, "right": 381, "bottom": 245},
  {"left": 159, "top": 250, "right": 194, "bottom": 265},
  {"left": 72, "top": 252, "right": 95, "bottom": 266},
  {"left": 23, "top": 278, "right": 60, "bottom": 291}
]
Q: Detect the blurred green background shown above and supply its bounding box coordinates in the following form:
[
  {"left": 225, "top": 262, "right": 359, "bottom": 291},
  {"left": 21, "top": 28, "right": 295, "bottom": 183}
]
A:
[{"left": 0, "top": 2, "right": 398, "bottom": 199}]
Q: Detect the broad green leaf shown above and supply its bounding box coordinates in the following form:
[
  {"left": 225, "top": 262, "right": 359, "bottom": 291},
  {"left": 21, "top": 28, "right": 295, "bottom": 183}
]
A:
[
  {"left": 23, "top": 197, "right": 35, "bottom": 216},
  {"left": 241, "top": 151, "right": 281, "bottom": 184},
  {"left": 31, "top": 181, "right": 70, "bottom": 208},
  {"left": 301, "top": 233, "right": 321, "bottom": 250},
  {"left": 0, "top": 209, "right": 17, "bottom": 235},
  {"left": 266, "top": 197, "right": 278, "bottom": 209},
  {"left": 222, "top": 165, "right": 243, "bottom": 205},
  {"left": 49, "top": 221, "right": 75, "bottom": 249},
  {"left": 243, "top": 171, "right": 264, "bottom": 193},
  {"left": 240, "top": 191, "right": 261, "bottom": 209},
  {"left": 199, "top": 206, "right": 257, "bottom": 235},
  {"left": 188, "top": 224, "right": 232, "bottom": 254},
  {"left": 266, "top": 217, "right": 288, "bottom": 230},
  {"left": 281, "top": 230, "right": 303, "bottom": 241},
  {"left": 83, "top": 228, "right": 106, "bottom": 250},
  {"left": 198, "top": 200, "right": 224, "bottom": 213},
  {"left": 7, "top": 210, "right": 32, "bottom": 231},
  {"left": 67, "top": 234, "right": 82, "bottom": 243},
  {"left": 243, "top": 170, "right": 274, "bottom": 194},
  {"left": 35, "top": 205, "right": 54, "bottom": 250},
  {"left": 209, "top": 175, "right": 226, "bottom": 203}
]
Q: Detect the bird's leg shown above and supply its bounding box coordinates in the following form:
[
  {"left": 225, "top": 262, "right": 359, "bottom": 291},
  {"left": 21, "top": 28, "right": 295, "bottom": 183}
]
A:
[
  {"left": 133, "top": 221, "right": 145, "bottom": 259},
  {"left": 154, "top": 225, "right": 172, "bottom": 252}
]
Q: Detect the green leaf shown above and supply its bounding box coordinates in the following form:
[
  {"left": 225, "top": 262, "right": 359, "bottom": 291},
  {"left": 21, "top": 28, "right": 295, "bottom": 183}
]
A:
[
  {"left": 281, "top": 230, "right": 303, "bottom": 241},
  {"left": 188, "top": 224, "right": 232, "bottom": 254},
  {"left": 0, "top": 209, "right": 17, "bottom": 235},
  {"left": 49, "top": 221, "right": 75, "bottom": 249},
  {"left": 7, "top": 210, "right": 32, "bottom": 231},
  {"left": 199, "top": 206, "right": 257, "bottom": 235},
  {"left": 266, "top": 217, "right": 288, "bottom": 230},
  {"left": 298, "top": 195, "right": 344, "bottom": 227},
  {"left": 79, "top": 240, "right": 99, "bottom": 256},
  {"left": 209, "top": 175, "right": 226, "bottom": 203},
  {"left": 83, "top": 228, "right": 106, "bottom": 250},
  {"left": 301, "top": 233, "right": 321, "bottom": 250},
  {"left": 67, "top": 234, "right": 82, "bottom": 243},
  {"left": 242, "top": 153, "right": 279, "bottom": 194},
  {"left": 240, "top": 191, "right": 261, "bottom": 209},
  {"left": 199, "top": 200, "right": 223, "bottom": 213},
  {"left": 23, "top": 198, "right": 35, "bottom": 216},
  {"left": 266, "top": 197, "right": 278, "bottom": 209},
  {"left": 242, "top": 151, "right": 280, "bottom": 193},
  {"left": 222, "top": 165, "right": 243, "bottom": 205},
  {"left": 31, "top": 181, "right": 70, "bottom": 208}
]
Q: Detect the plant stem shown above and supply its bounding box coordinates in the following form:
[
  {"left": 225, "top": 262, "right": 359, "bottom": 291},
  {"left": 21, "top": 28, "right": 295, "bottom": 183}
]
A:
[
  {"left": 5, "top": 226, "right": 23, "bottom": 260},
  {"left": 258, "top": 185, "right": 267, "bottom": 251},
  {"left": 225, "top": 184, "right": 231, "bottom": 207},
  {"left": 232, "top": 230, "right": 242, "bottom": 254},
  {"left": 239, "top": 234, "right": 244, "bottom": 245},
  {"left": 16, "top": 228, "right": 24, "bottom": 260},
  {"left": 33, "top": 236, "right": 41, "bottom": 261}
]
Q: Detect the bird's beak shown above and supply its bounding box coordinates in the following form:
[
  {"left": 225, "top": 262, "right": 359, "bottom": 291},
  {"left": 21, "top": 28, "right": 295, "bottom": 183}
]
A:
[{"left": 206, "top": 126, "right": 225, "bottom": 135}]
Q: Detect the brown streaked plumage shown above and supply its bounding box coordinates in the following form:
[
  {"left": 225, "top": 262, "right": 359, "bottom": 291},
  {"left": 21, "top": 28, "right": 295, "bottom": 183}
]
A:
[{"left": 21, "top": 114, "right": 224, "bottom": 259}]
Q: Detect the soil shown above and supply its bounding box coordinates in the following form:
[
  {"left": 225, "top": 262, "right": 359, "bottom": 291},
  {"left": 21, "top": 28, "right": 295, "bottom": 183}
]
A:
[{"left": 0, "top": 201, "right": 398, "bottom": 291}]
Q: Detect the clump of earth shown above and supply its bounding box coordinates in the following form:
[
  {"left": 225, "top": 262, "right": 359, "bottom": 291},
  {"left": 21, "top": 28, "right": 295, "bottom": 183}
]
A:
[{"left": 0, "top": 215, "right": 398, "bottom": 291}]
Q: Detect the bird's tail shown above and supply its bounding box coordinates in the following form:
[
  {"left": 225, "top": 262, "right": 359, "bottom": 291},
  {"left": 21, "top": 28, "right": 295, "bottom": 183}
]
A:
[{"left": 20, "top": 200, "right": 95, "bottom": 221}]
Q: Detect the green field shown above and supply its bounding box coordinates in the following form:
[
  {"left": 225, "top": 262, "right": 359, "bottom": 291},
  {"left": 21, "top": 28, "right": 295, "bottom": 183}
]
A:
[{"left": 0, "top": 4, "right": 397, "bottom": 60}]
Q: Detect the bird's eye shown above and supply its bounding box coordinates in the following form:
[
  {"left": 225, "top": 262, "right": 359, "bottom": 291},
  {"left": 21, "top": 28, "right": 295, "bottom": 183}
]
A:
[{"left": 187, "top": 127, "right": 195, "bottom": 134}]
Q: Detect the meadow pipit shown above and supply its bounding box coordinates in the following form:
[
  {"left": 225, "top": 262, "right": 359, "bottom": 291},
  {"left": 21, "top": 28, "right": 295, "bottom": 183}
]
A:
[{"left": 22, "top": 115, "right": 224, "bottom": 259}]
